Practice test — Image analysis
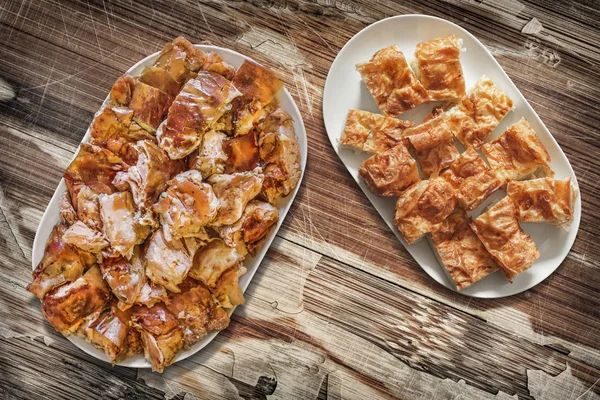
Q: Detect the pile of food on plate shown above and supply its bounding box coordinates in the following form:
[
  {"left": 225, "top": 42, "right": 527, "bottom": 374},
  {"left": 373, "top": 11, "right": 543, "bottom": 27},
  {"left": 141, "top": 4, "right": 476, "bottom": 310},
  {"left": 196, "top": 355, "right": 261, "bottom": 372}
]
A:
[
  {"left": 340, "top": 35, "right": 577, "bottom": 291},
  {"left": 28, "top": 36, "right": 301, "bottom": 372}
]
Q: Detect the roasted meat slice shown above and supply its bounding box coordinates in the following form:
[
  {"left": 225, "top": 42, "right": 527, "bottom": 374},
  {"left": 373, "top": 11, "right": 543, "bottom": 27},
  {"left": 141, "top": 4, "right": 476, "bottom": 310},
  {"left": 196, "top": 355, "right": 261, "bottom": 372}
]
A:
[
  {"left": 41, "top": 265, "right": 111, "bottom": 333},
  {"left": 139, "top": 66, "right": 182, "bottom": 97},
  {"left": 59, "top": 192, "right": 78, "bottom": 226},
  {"left": 128, "top": 81, "right": 173, "bottom": 133},
  {"left": 131, "top": 303, "right": 184, "bottom": 372},
  {"left": 189, "top": 238, "right": 246, "bottom": 287},
  {"left": 153, "top": 170, "right": 219, "bottom": 242},
  {"left": 144, "top": 229, "right": 204, "bottom": 293},
  {"left": 223, "top": 130, "right": 259, "bottom": 173},
  {"left": 211, "top": 265, "right": 247, "bottom": 309},
  {"left": 231, "top": 60, "right": 283, "bottom": 136},
  {"left": 202, "top": 51, "right": 236, "bottom": 80},
  {"left": 110, "top": 74, "right": 136, "bottom": 106},
  {"left": 166, "top": 278, "right": 230, "bottom": 348},
  {"left": 113, "top": 140, "right": 176, "bottom": 226},
  {"left": 86, "top": 301, "right": 142, "bottom": 363},
  {"left": 154, "top": 36, "right": 208, "bottom": 83},
  {"left": 28, "top": 223, "right": 94, "bottom": 299},
  {"left": 63, "top": 144, "right": 124, "bottom": 202},
  {"left": 188, "top": 130, "right": 228, "bottom": 178},
  {"left": 90, "top": 107, "right": 155, "bottom": 166},
  {"left": 75, "top": 184, "right": 112, "bottom": 232},
  {"left": 99, "top": 191, "right": 150, "bottom": 259},
  {"left": 100, "top": 246, "right": 145, "bottom": 310},
  {"left": 62, "top": 220, "right": 109, "bottom": 254},
  {"left": 208, "top": 169, "right": 264, "bottom": 226},
  {"left": 215, "top": 200, "right": 278, "bottom": 255},
  {"left": 257, "top": 107, "right": 301, "bottom": 204},
  {"left": 157, "top": 71, "right": 241, "bottom": 160}
]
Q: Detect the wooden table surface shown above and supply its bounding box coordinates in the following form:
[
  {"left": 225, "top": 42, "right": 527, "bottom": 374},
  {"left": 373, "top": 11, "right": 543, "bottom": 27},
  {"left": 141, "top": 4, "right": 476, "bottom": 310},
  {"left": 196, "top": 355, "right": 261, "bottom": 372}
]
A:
[{"left": 1, "top": 1, "right": 599, "bottom": 399}]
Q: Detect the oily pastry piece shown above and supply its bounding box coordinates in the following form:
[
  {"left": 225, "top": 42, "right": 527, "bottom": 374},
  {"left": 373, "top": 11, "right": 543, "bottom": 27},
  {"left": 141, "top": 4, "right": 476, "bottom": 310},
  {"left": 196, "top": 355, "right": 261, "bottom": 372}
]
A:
[
  {"left": 189, "top": 238, "right": 247, "bottom": 287},
  {"left": 202, "top": 51, "right": 236, "bottom": 80},
  {"left": 74, "top": 184, "right": 113, "bottom": 232},
  {"left": 28, "top": 223, "right": 94, "bottom": 299},
  {"left": 340, "top": 109, "right": 414, "bottom": 153},
  {"left": 507, "top": 177, "right": 576, "bottom": 225},
  {"left": 166, "top": 278, "right": 230, "bottom": 348},
  {"left": 223, "top": 130, "right": 260, "bottom": 173},
  {"left": 157, "top": 71, "right": 241, "bottom": 160},
  {"left": 215, "top": 200, "right": 279, "bottom": 255},
  {"left": 100, "top": 246, "right": 145, "bottom": 310},
  {"left": 128, "top": 80, "right": 174, "bottom": 133},
  {"left": 131, "top": 303, "right": 184, "bottom": 373},
  {"left": 153, "top": 170, "right": 219, "bottom": 242},
  {"left": 482, "top": 118, "right": 553, "bottom": 181},
  {"left": 62, "top": 220, "right": 109, "bottom": 254},
  {"left": 144, "top": 229, "right": 204, "bottom": 293},
  {"left": 394, "top": 178, "right": 457, "bottom": 244},
  {"left": 138, "top": 67, "right": 182, "bottom": 97},
  {"left": 135, "top": 281, "right": 169, "bottom": 308},
  {"left": 113, "top": 140, "right": 177, "bottom": 227},
  {"left": 440, "top": 147, "right": 505, "bottom": 210},
  {"left": 90, "top": 107, "right": 155, "bottom": 166},
  {"left": 414, "top": 35, "right": 466, "bottom": 101},
  {"left": 59, "top": 192, "right": 78, "bottom": 226},
  {"left": 211, "top": 264, "right": 247, "bottom": 309},
  {"left": 41, "top": 265, "right": 111, "bottom": 333},
  {"left": 470, "top": 196, "right": 540, "bottom": 281},
  {"left": 429, "top": 209, "right": 498, "bottom": 291},
  {"left": 154, "top": 36, "right": 208, "bottom": 84},
  {"left": 86, "top": 301, "right": 142, "bottom": 364},
  {"left": 231, "top": 60, "right": 284, "bottom": 136},
  {"left": 359, "top": 143, "right": 420, "bottom": 196},
  {"left": 444, "top": 75, "right": 513, "bottom": 148},
  {"left": 110, "top": 74, "right": 137, "bottom": 106},
  {"left": 257, "top": 106, "right": 301, "bottom": 204},
  {"left": 63, "top": 144, "right": 124, "bottom": 202},
  {"left": 99, "top": 191, "right": 151, "bottom": 259},
  {"left": 407, "top": 119, "right": 459, "bottom": 177},
  {"left": 356, "top": 45, "right": 428, "bottom": 116},
  {"left": 188, "top": 130, "right": 229, "bottom": 178},
  {"left": 208, "top": 169, "right": 264, "bottom": 226}
]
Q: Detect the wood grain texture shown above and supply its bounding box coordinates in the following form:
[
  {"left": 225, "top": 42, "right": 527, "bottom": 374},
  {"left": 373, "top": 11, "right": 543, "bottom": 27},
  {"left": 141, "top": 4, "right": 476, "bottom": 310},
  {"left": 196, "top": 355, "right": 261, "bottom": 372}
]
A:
[{"left": 1, "top": 0, "right": 599, "bottom": 399}]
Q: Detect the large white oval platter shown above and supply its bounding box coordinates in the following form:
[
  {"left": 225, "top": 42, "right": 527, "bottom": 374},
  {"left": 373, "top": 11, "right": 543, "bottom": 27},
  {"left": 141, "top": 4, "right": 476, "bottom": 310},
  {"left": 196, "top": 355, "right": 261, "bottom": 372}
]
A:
[
  {"left": 322, "top": 15, "right": 581, "bottom": 298},
  {"left": 32, "top": 45, "right": 307, "bottom": 367}
]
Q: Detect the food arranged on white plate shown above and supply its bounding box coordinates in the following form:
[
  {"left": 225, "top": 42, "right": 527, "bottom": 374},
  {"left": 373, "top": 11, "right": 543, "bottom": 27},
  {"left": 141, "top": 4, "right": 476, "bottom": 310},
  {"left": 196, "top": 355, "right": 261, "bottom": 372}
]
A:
[
  {"left": 340, "top": 33, "right": 578, "bottom": 292},
  {"left": 28, "top": 37, "right": 302, "bottom": 372}
]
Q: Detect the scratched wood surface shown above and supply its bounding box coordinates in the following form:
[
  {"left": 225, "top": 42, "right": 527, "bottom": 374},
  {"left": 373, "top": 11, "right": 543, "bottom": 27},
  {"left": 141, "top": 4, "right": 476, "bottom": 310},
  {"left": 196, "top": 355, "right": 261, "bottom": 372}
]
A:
[{"left": 1, "top": 0, "right": 599, "bottom": 399}]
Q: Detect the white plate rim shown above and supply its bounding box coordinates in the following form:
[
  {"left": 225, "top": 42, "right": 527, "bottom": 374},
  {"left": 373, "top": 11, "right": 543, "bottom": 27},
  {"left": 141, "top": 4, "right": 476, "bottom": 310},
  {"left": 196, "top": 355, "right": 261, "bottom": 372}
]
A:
[
  {"left": 322, "top": 14, "right": 581, "bottom": 298},
  {"left": 32, "top": 44, "right": 308, "bottom": 368}
]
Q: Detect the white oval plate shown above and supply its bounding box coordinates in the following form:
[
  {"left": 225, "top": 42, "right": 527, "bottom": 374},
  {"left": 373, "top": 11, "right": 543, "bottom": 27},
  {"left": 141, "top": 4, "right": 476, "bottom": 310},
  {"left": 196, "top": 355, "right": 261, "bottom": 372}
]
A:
[
  {"left": 32, "top": 45, "right": 307, "bottom": 367},
  {"left": 322, "top": 15, "right": 581, "bottom": 298}
]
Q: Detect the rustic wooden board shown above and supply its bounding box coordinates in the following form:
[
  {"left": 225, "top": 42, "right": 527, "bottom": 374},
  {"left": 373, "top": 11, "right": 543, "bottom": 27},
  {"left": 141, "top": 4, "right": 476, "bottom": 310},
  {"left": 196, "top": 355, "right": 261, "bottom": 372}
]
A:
[{"left": 1, "top": 0, "right": 599, "bottom": 399}]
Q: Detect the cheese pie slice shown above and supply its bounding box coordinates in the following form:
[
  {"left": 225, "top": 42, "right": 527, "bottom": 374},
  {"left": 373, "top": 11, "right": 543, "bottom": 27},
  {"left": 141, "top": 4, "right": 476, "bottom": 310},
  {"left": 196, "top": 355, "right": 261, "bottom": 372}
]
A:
[
  {"left": 482, "top": 118, "right": 553, "bottom": 181},
  {"left": 340, "top": 109, "right": 413, "bottom": 153},
  {"left": 356, "top": 45, "right": 428, "bottom": 117},
  {"left": 470, "top": 196, "right": 539, "bottom": 282},
  {"left": 507, "top": 177, "right": 576, "bottom": 225},
  {"left": 430, "top": 209, "right": 498, "bottom": 290},
  {"left": 407, "top": 119, "right": 459, "bottom": 177},
  {"left": 440, "top": 147, "right": 505, "bottom": 210},
  {"left": 359, "top": 143, "right": 420, "bottom": 196},
  {"left": 445, "top": 75, "right": 513, "bottom": 148},
  {"left": 414, "top": 35, "right": 466, "bottom": 101},
  {"left": 394, "top": 178, "right": 457, "bottom": 244}
]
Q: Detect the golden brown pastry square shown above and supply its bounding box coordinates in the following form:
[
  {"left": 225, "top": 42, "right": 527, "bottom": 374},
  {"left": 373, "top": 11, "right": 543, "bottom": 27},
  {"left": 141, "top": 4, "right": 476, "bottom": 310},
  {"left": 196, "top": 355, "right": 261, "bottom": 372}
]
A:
[
  {"left": 414, "top": 35, "right": 466, "bottom": 101},
  {"left": 407, "top": 120, "right": 459, "bottom": 177},
  {"left": 507, "top": 177, "right": 576, "bottom": 225},
  {"left": 356, "top": 45, "right": 428, "bottom": 117},
  {"left": 440, "top": 147, "right": 505, "bottom": 210},
  {"left": 482, "top": 117, "right": 553, "bottom": 181},
  {"left": 430, "top": 209, "right": 498, "bottom": 290},
  {"left": 470, "top": 196, "right": 540, "bottom": 281},
  {"left": 394, "top": 178, "right": 456, "bottom": 244},
  {"left": 340, "top": 109, "right": 413, "bottom": 153},
  {"left": 445, "top": 75, "right": 513, "bottom": 148},
  {"left": 359, "top": 143, "right": 420, "bottom": 196}
]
